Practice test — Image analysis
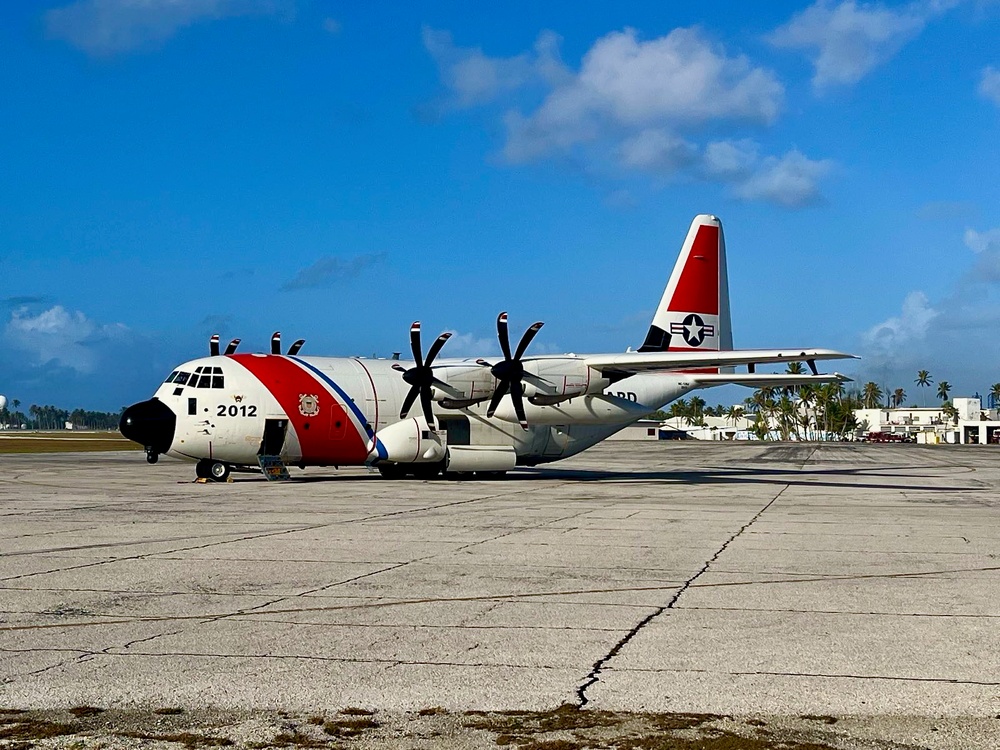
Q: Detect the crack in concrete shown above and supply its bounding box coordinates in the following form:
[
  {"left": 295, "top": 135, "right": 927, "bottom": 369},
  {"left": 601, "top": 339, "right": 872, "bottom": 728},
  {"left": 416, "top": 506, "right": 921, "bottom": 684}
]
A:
[{"left": 574, "top": 483, "right": 792, "bottom": 707}]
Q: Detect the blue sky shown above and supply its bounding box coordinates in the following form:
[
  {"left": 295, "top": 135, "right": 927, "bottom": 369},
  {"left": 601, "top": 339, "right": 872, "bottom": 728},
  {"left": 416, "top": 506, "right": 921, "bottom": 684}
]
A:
[{"left": 2, "top": 0, "right": 1000, "bottom": 411}]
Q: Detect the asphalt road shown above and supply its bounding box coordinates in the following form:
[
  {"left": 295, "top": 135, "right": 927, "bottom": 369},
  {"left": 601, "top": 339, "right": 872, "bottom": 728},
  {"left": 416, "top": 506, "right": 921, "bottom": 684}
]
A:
[{"left": 1, "top": 442, "right": 998, "bottom": 735}]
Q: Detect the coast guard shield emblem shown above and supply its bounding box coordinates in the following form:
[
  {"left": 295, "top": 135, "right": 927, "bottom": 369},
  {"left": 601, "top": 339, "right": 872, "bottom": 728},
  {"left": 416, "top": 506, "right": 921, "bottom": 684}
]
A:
[{"left": 298, "top": 394, "right": 320, "bottom": 417}]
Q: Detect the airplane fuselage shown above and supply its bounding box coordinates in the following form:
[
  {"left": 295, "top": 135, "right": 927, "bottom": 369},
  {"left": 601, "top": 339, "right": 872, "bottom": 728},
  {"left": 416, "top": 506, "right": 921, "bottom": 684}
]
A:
[{"left": 150, "top": 352, "right": 697, "bottom": 470}]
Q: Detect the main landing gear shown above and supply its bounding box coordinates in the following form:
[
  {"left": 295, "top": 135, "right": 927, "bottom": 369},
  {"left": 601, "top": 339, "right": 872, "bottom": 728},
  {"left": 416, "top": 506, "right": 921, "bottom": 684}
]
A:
[{"left": 196, "top": 458, "right": 231, "bottom": 482}]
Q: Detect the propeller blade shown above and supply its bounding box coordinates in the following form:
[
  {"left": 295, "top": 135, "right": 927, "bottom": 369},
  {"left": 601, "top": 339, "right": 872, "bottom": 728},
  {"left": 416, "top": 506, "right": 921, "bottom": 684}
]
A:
[
  {"left": 486, "top": 379, "right": 510, "bottom": 418},
  {"left": 509, "top": 378, "right": 529, "bottom": 430},
  {"left": 392, "top": 363, "right": 406, "bottom": 372},
  {"left": 514, "top": 322, "right": 544, "bottom": 361},
  {"left": 224, "top": 339, "right": 241, "bottom": 355},
  {"left": 399, "top": 385, "right": 419, "bottom": 419},
  {"left": 209, "top": 334, "right": 220, "bottom": 357},
  {"left": 271, "top": 332, "right": 281, "bottom": 355},
  {"left": 408, "top": 321, "right": 424, "bottom": 368},
  {"left": 419, "top": 387, "right": 435, "bottom": 430},
  {"left": 425, "top": 331, "right": 453, "bottom": 367},
  {"left": 496, "top": 312, "right": 512, "bottom": 361},
  {"left": 288, "top": 339, "right": 305, "bottom": 356}
]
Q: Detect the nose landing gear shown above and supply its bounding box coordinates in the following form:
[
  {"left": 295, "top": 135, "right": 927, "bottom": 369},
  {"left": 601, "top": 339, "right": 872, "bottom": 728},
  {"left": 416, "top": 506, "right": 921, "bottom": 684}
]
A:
[
  {"left": 145, "top": 450, "right": 159, "bottom": 464},
  {"left": 196, "top": 459, "right": 231, "bottom": 482}
]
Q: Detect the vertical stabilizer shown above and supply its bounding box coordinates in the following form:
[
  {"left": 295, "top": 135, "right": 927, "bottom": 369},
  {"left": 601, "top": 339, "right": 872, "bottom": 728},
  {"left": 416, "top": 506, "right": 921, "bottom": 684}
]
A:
[{"left": 638, "top": 214, "right": 733, "bottom": 355}]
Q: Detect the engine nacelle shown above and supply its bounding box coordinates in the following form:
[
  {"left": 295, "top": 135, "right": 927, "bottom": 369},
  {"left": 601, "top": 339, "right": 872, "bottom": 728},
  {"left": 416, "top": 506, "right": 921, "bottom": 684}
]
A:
[
  {"left": 430, "top": 363, "right": 495, "bottom": 406},
  {"left": 522, "top": 358, "right": 610, "bottom": 403},
  {"left": 369, "top": 417, "right": 445, "bottom": 464}
]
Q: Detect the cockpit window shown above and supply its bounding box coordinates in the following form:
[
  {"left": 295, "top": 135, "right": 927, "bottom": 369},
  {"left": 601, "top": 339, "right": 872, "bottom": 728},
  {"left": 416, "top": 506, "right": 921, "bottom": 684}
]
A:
[
  {"left": 173, "top": 372, "right": 191, "bottom": 386},
  {"left": 164, "top": 371, "right": 179, "bottom": 383},
  {"left": 186, "top": 365, "right": 224, "bottom": 389}
]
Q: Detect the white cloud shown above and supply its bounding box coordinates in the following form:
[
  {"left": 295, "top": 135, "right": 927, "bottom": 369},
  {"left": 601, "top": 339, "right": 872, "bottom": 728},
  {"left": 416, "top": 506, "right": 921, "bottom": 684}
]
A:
[
  {"left": 963, "top": 226, "right": 1000, "bottom": 282},
  {"left": 769, "top": 0, "right": 958, "bottom": 90},
  {"left": 862, "top": 290, "right": 938, "bottom": 355},
  {"left": 281, "top": 253, "right": 385, "bottom": 291},
  {"left": 4, "top": 306, "right": 129, "bottom": 373},
  {"left": 963, "top": 227, "right": 1000, "bottom": 253},
  {"left": 617, "top": 129, "right": 698, "bottom": 173},
  {"left": 423, "top": 28, "right": 567, "bottom": 110},
  {"left": 502, "top": 27, "right": 783, "bottom": 163},
  {"left": 45, "top": 0, "right": 285, "bottom": 56},
  {"left": 978, "top": 66, "right": 1000, "bottom": 105},
  {"left": 702, "top": 138, "right": 760, "bottom": 179},
  {"left": 734, "top": 149, "right": 834, "bottom": 207},
  {"left": 426, "top": 26, "right": 833, "bottom": 208}
]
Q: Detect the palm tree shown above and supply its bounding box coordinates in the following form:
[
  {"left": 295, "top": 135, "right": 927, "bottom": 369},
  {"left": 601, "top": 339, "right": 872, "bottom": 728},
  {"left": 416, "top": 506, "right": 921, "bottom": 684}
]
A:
[
  {"left": 725, "top": 404, "right": 744, "bottom": 428},
  {"left": 915, "top": 370, "right": 932, "bottom": 406},
  {"left": 990, "top": 383, "right": 1000, "bottom": 409},
  {"left": 941, "top": 401, "right": 958, "bottom": 425},
  {"left": 936, "top": 381, "right": 951, "bottom": 402},
  {"left": 892, "top": 388, "right": 906, "bottom": 409},
  {"left": 861, "top": 382, "right": 883, "bottom": 409}
]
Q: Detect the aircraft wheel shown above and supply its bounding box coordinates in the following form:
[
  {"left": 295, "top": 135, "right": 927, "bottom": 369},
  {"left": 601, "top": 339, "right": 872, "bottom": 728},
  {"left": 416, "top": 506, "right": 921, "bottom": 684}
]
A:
[
  {"left": 412, "top": 464, "right": 441, "bottom": 480},
  {"left": 377, "top": 464, "right": 406, "bottom": 480},
  {"left": 146, "top": 451, "right": 159, "bottom": 464},
  {"left": 195, "top": 459, "right": 210, "bottom": 479},
  {"left": 208, "top": 461, "right": 231, "bottom": 482}
]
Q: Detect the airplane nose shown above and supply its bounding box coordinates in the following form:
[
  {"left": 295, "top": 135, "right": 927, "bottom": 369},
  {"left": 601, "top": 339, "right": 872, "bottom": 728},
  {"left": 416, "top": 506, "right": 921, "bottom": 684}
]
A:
[{"left": 119, "top": 398, "right": 176, "bottom": 454}]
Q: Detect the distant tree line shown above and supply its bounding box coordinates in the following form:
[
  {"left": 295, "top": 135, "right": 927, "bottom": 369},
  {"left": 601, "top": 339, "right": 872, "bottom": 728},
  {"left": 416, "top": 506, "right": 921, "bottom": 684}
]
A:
[
  {"left": 646, "top": 367, "right": 1000, "bottom": 442},
  {"left": 0, "top": 401, "right": 124, "bottom": 430}
]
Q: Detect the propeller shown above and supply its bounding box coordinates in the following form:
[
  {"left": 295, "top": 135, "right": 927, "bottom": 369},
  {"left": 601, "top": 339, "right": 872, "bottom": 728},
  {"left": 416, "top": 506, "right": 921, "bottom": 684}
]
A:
[
  {"left": 482, "top": 312, "right": 544, "bottom": 430},
  {"left": 271, "top": 331, "right": 281, "bottom": 355},
  {"left": 224, "top": 339, "right": 241, "bottom": 355},
  {"left": 288, "top": 339, "right": 305, "bottom": 356},
  {"left": 209, "top": 334, "right": 220, "bottom": 357},
  {"left": 392, "top": 321, "right": 452, "bottom": 429}
]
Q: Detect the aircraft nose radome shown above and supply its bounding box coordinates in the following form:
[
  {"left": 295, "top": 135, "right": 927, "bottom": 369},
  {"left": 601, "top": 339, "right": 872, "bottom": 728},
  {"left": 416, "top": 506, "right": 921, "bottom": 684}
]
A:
[{"left": 119, "top": 398, "right": 176, "bottom": 454}]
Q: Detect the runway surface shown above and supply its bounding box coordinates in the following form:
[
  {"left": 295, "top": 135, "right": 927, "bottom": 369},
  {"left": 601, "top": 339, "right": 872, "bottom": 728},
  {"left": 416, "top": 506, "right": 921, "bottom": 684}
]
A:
[{"left": 1, "top": 442, "right": 999, "bottom": 746}]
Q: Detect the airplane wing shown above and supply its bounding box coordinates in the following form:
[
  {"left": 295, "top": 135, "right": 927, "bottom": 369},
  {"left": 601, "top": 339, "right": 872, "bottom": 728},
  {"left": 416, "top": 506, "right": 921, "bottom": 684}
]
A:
[{"left": 584, "top": 348, "right": 857, "bottom": 379}]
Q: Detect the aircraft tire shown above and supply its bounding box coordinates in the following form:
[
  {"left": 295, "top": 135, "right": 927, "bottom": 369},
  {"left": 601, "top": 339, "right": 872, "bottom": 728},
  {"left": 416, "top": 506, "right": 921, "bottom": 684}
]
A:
[
  {"left": 377, "top": 464, "right": 406, "bottom": 480},
  {"left": 208, "top": 461, "right": 231, "bottom": 482},
  {"left": 195, "top": 459, "right": 211, "bottom": 479},
  {"left": 411, "top": 463, "right": 442, "bottom": 480}
]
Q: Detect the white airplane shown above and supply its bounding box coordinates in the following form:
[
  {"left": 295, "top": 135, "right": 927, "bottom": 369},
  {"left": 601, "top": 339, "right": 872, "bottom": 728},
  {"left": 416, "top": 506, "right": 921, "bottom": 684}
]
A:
[{"left": 120, "top": 215, "right": 855, "bottom": 481}]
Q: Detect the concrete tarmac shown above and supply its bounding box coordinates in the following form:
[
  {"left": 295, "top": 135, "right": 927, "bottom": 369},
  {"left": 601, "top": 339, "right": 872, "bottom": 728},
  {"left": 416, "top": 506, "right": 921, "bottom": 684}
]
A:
[{"left": 2, "top": 443, "right": 999, "bottom": 727}]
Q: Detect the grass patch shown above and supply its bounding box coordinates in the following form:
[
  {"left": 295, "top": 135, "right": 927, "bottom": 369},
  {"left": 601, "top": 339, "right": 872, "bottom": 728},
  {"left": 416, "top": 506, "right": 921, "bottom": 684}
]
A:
[
  {"left": 68, "top": 706, "right": 105, "bottom": 718},
  {"left": 339, "top": 707, "right": 375, "bottom": 716},
  {"left": 464, "top": 704, "right": 620, "bottom": 735},
  {"left": 0, "top": 719, "right": 78, "bottom": 741},
  {"left": 0, "top": 433, "right": 139, "bottom": 454},
  {"left": 416, "top": 706, "right": 447, "bottom": 716},
  {"left": 322, "top": 716, "right": 379, "bottom": 738},
  {"left": 266, "top": 729, "right": 329, "bottom": 747},
  {"left": 123, "top": 731, "right": 234, "bottom": 748}
]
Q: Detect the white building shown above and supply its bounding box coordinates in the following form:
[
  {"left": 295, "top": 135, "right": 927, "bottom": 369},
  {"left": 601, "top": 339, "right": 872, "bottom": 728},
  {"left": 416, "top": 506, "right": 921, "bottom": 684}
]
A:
[{"left": 854, "top": 398, "right": 1000, "bottom": 445}]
